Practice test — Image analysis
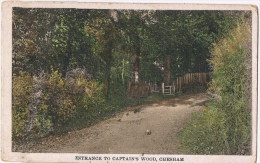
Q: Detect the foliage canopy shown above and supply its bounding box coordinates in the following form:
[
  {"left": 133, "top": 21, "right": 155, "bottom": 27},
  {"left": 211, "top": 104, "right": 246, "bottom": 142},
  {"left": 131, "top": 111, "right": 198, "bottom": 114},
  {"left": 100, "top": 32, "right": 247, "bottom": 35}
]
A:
[{"left": 12, "top": 8, "right": 251, "bottom": 155}]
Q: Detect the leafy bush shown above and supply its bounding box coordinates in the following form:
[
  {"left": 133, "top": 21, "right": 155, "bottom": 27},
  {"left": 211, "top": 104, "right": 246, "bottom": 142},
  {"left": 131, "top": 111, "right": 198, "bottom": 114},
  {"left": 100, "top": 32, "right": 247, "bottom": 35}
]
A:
[
  {"left": 45, "top": 71, "right": 76, "bottom": 127},
  {"left": 179, "top": 21, "right": 251, "bottom": 155},
  {"left": 12, "top": 71, "right": 33, "bottom": 140},
  {"left": 12, "top": 70, "right": 105, "bottom": 141},
  {"left": 179, "top": 106, "right": 229, "bottom": 154}
]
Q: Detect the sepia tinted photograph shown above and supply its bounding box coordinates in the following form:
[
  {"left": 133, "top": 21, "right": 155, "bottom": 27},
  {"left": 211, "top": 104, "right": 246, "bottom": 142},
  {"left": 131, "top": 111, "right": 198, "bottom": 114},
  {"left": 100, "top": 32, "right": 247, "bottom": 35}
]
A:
[{"left": 1, "top": 1, "right": 258, "bottom": 163}]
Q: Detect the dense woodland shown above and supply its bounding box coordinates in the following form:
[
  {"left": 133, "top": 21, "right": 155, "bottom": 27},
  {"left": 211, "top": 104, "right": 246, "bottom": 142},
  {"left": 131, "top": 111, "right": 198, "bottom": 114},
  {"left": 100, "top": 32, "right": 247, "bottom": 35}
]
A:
[{"left": 12, "top": 8, "right": 251, "bottom": 154}]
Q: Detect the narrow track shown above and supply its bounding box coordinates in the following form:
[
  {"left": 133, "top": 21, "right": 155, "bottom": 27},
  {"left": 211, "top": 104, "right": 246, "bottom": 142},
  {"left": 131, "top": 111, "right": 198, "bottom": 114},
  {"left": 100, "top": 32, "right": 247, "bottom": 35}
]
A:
[{"left": 29, "top": 93, "right": 209, "bottom": 154}]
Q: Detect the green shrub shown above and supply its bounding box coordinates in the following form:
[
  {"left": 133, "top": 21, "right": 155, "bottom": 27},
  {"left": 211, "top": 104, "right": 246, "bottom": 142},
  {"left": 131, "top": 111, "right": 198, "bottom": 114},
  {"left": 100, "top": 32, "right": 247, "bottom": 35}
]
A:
[
  {"left": 179, "top": 106, "right": 229, "bottom": 154},
  {"left": 43, "top": 70, "right": 105, "bottom": 132},
  {"left": 12, "top": 70, "right": 105, "bottom": 141},
  {"left": 209, "top": 21, "right": 251, "bottom": 154},
  {"left": 179, "top": 21, "right": 251, "bottom": 155},
  {"left": 45, "top": 71, "right": 76, "bottom": 127},
  {"left": 12, "top": 71, "right": 33, "bottom": 140}
]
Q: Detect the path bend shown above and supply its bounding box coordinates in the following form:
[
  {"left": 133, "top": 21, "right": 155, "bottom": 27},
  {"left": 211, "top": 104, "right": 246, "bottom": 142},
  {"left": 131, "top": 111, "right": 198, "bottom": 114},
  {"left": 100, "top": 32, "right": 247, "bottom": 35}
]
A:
[{"left": 29, "top": 93, "right": 209, "bottom": 154}]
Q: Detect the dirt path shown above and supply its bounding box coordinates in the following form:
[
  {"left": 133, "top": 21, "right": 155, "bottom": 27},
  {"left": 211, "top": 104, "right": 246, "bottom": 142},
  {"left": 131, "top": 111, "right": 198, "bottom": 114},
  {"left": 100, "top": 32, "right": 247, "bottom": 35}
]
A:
[{"left": 30, "top": 93, "right": 209, "bottom": 154}]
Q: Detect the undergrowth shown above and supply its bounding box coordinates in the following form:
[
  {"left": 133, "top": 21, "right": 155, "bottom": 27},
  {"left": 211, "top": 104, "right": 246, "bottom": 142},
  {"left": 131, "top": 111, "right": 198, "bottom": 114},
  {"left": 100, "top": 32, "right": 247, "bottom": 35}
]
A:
[{"left": 178, "top": 21, "right": 251, "bottom": 155}]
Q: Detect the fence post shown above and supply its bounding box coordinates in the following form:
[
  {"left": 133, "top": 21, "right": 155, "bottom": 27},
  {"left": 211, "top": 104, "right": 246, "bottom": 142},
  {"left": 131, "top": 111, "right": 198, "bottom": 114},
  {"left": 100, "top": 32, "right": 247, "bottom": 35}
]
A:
[
  {"left": 176, "top": 78, "right": 178, "bottom": 92},
  {"left": 177, "top": 77, "right": 179, "bottom": 91},
  {"left": 176, "top": 77, "right": 180, "bottom": 91},
  {"left": 162, "top": 83, "right": 164, "bottom": 94},
  {"left": 173, "top": 81, "right": 175, "bottom": 94},
  {"left": 180, "top": 77, "right": 182, "bottom": 91}
]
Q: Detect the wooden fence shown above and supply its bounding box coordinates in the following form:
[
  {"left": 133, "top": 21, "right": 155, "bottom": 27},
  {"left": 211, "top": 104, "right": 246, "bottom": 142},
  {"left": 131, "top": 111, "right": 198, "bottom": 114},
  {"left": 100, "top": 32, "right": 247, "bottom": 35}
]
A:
[{"left": 162, "top": 72, "right": 210, "bottom": 95}]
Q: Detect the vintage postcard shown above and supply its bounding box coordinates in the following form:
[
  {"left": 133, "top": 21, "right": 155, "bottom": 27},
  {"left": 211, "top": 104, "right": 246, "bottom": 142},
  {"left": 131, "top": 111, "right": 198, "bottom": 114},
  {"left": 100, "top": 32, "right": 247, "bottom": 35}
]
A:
[{"left": 1, "top": 1, "right": 258, "bottom": 163}]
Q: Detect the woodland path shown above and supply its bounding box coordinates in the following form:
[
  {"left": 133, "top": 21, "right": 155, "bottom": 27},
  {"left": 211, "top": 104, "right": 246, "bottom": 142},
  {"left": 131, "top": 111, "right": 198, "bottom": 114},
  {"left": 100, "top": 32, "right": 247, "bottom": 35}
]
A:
[{"left": 29, "top": 93, "right": 209, "bottom": 154}]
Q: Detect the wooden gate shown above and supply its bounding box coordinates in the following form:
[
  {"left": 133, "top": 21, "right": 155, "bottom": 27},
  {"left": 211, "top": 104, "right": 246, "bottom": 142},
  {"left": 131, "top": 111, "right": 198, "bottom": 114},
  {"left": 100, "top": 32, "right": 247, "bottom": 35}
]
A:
[{"left": 162, "top": 72, "right": 210, "bottom": 95}]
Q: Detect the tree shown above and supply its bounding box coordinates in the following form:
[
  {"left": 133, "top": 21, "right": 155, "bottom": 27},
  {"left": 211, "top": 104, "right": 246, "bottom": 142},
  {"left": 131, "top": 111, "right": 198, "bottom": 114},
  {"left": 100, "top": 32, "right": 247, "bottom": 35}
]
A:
[
  {"left": 85, "top": 10, "right": 121, "bottom": 99},
  {"left": 13, "top": 8, "right": 55, "bottom": 75}
]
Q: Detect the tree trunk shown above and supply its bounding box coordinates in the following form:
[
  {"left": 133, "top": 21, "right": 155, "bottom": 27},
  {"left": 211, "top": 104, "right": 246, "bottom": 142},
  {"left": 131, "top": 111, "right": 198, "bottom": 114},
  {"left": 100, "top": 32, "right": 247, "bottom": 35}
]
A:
[
  {"left": 121, "top": 59, "right": 125, "bottom": 85},
  {"left": 132, "top": 36, "right": 141, "bottom": 83},
  {"left": 103, "top": 41, "right": 113, "bottom": 100},
  {"left": 62, "top": 34, "right": 73, "bottom": 77},
  {"left": 163, "top": 55, "right": 171, "bottom": 85},
  {"left": 103, "top": 10, "right": 118, "bottom": 99},
  {"left": 104, "top": 64, "right": 111, "bottom": 99},
  {"left": 132, "top": 54, "right": 140, "bottom": 83}
]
